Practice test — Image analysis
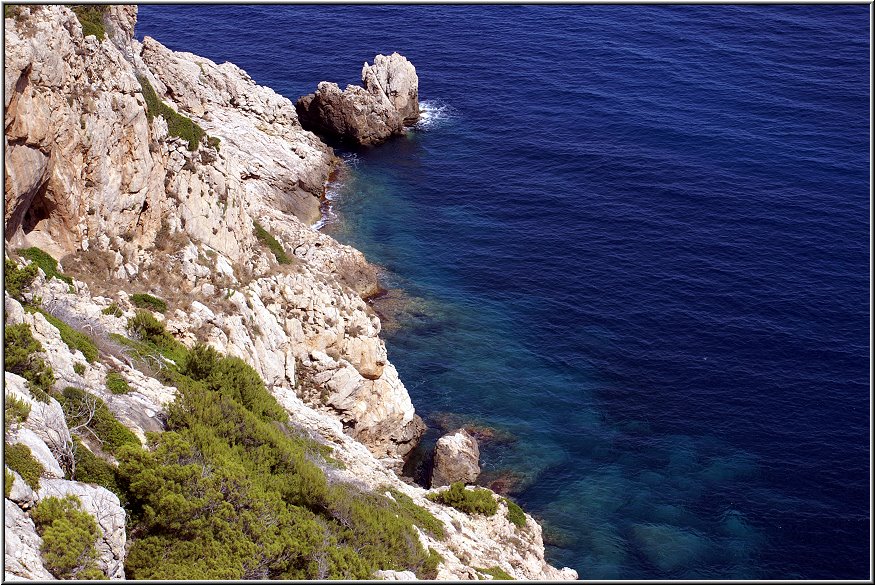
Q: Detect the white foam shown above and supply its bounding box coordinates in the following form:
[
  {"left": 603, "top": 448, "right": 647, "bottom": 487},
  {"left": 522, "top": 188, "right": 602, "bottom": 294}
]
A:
[{"left": 413, "top": 99, "right": 454, "bottom": 131}]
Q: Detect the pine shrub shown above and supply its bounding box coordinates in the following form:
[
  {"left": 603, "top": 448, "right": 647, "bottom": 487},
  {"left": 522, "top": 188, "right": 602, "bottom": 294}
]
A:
[
  {"left": 426, "top": 482, "right": 498, "bottom": 516},
  {"left": 101, "top": 302, "right": 123, "bottom": 318},
  {"left": 254, "top": 221, "right": 291, "bottom": 264},
  {"left": 4, "top": 258, "right": 38, "bottom": 301},
  {"left": 105, "top": 371, "right": 131, "bottom": 395},
  {"left": 5, "top": 393, "right": 31, "bottom": 427},
  {"left": 4, "top": 322, "right": 54, "bottom": 401},
  {"left": 19, "top": 247, "right": 73, "bottom": 286},
  {"left": 4, "top": 442, "right": 44, "bottom": 490},
  {"left": 5, "top": 469, "right": 14, "bottom": 498},
  {"left": 58, "top": 387, "right": 140, "bottom": 455},
  {"left": 32, "top": 495, "right": 106, "bottom": 579},
  {"left": 69, "top": 5, "right": 107, "bottom": 40},
  {"left": 138, "top": 75, "right": 205, "bottom": 151},
  {"left": 502, "top": 497, "right": 527, "bottom": 528}
]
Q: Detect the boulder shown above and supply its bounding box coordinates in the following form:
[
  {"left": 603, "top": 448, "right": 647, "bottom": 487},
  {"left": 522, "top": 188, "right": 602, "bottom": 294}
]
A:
[
  {"left": 431, "top": 429, "right": 481, "bottom": 488},
  {"left": 296, "top": 53, "right": 419, "bottom": 146}
]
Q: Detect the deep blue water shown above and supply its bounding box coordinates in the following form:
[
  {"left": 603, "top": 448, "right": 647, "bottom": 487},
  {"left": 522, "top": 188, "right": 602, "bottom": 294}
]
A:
[{"left": 137, "top": 6, "right": 870, "bottom": 579}]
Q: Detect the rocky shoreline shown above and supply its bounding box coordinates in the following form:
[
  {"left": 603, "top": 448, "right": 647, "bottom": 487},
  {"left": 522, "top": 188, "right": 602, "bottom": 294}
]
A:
[{"left": 4, "top": 5, "right": 576, "bottom": 580}]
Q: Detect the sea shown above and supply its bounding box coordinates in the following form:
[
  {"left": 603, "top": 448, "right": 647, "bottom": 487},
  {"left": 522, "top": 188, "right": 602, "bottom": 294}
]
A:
[{"left": 136, "top": 5, "right": 870, "bottom": 579}]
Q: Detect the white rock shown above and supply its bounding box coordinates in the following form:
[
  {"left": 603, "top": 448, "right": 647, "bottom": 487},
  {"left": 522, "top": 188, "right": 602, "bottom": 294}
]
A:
[{"left": 4, "top": 499, "right": 55, "bottom": 580}]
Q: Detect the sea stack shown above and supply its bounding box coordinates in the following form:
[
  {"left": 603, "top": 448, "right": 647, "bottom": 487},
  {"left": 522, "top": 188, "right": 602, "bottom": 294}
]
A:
[
  {"left": 296, "top": 52, "right": 419, "bottom": 146},
  {"left": 431, "top": 429, "right": 481, "bottom": 488}
]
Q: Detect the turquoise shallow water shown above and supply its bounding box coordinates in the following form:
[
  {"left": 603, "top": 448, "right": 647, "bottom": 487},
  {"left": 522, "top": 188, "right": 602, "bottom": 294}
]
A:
[{"left": 137, "top": 5, "right": 870, "bottom": 578}]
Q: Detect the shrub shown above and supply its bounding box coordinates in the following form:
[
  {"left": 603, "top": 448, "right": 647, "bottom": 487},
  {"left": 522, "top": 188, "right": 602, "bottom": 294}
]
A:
[
  {"left": 127, "top": 310, "right": 172, "bottom": 346},
  {"left": 502, "top": 497, "right": 526, "bottom": 528},
  {"left": 101, "top": 302, "right": 123, "bottom": 318},
  {"left": 4, "top": 323, "right": 54, "bottom": 401},
  {"left": 37, "top": 309, "right": 98, "bottom": 363},
  {"left": 180, "top": 342, "right": 219, "bottom": 381},
  {"left": 202, "top": 356, "right": 288, "bottom": 422},
  {"left": 386, "top": 487, "right": 446, "bottom": 539},
  {"left": 131, "top": 293, "right": 168, "bottom": 313},
  {"left": 4, "top": 258, "right": 38, "bottom": 301},
  {"left": 207, "top": 135, "right": 221, "bottom": 151},
  {"left": 69, "top": 4, "right": 106, "bottom": 40},
  {"left": 254, "top": 221, "right": 291, "bottom": 264},
  {"left": 477, "top": 566, "right": 514, "bottom": 580},
  {"left": 32, "top": 495, "right": 105, "bottom": 579},
  {"left": 138, "top": 75, "right": 205, "bottom": 151},
  {"left": 106, "top": 371, "right": 131, "bottom": 395},
  {"left": 4, "top": 442, "right": 44, "bottom": 490},
  {"left": 20, "top": 247, "right": 73, "bottom": 286},
  {"left": 5, "top": 393, "right": 31, "bottom": 427},
  {"left": 71, "top": 437, "right": 124, "bottom": 503},
  {"left": 420, "top": 548, "right": 444, "bottom": 580},
  {"left": 58, "top": 387, "right": 140, "bottom": 456},
  {"left": 426, "top": 482, "right": 498, "bottom": 516},
  {"left": 5, "top": 468, "right": 14, "bottom": 498},
  {"left": 73, "top": 362, "right": 86, "bottom": 376}
]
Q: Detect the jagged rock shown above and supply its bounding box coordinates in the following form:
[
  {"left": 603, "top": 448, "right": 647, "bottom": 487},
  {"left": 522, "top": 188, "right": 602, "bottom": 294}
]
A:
[
  {"left": 431, "top": 429, "right": 481, "bottom": 488},
  {"left": 5, "top": 470, "right": 36, "bottom": 510},
  {"left": 5, "top": 372, "right": 73, "bottom": 472},
  {"left": 296, "top": 53, "right": 419, "bottom": 146},
  {"left": 37, "top": 479, "right": 126, "bottom": 580},
  {"left": 362, "top": 52, "right": 419, "bottom": 124},
  {"left": 4, "top": 499, "right": 55, "bottom": 581}
]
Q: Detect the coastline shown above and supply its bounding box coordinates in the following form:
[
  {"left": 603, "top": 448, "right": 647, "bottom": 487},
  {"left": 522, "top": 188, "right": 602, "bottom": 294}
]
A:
[{"left": 3, "top": 5, "right": 576, "bottom": 580}]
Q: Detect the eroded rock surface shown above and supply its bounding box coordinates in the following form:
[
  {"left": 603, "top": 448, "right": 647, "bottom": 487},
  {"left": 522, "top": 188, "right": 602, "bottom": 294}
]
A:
[{"left": 296, "top": 52, "right": 419, "bottom": 145}]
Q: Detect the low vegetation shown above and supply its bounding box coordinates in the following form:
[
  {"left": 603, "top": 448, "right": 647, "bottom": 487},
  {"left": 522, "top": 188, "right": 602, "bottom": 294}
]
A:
[
  {"left": 106, "top": 371, "right": 131, "bottom": 395},
  {"left": 4, "top": 322, "right": 54, "bottom": 402},
  {"left": 74, "top": 362, "right": 86, "bottom": 375},
  {"left": 4, "top": 442, "right": 44, "bottom": 490},
  {"left": 70, "top": 436, "right": 125, "bottom": 503},
  {"left": 502, "top": 497, "right": 526, "bottom": 528},
  {"left": 385, "top": 487, "right": 447, "bottom": 539},
  {"left": 5, "top": 393, "right": 31, "bottom": 427},
  {"left": 254, "top": 221, "right": 292, "bottom": 264},
  {"left": 69, "top": 4, "right": 107, "bottom": 41},
  {"left": 130, "top": 293, "right": 167, "bottom": 313},
  {"left": 138, "top": 75, "right": 205, "bottom": 151},
  {"left": 101, "top": 302, "right": 123, "bottom": 317},
  {"left": 5, "top": 469, "right": 14, "bottom": 498},
  {"left": 20, "top": 247, "right": 73, "bottom": 287},
  {"left": 477, "top": 566, "right": 514, "bottom": 580},
  {"left": 35, "top": 308, "right": 98, "bottom": 363},
  {"left": 427, "top": 482, "right": 499, "bottom": 516},
  {"left": 4, "top": 258, "right": 38, "bottom": 302},
  {"left": 32, "top": 495, "right": 106, "bottom": 579}
]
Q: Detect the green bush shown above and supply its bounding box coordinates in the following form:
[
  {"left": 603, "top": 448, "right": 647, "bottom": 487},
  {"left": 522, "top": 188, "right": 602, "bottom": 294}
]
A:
[
  {"left": 4, "top": 322, "right": 54, "bottom": 401},
  {"left": 5, "top": 468, "right": 14, "bottom": 498},
  {"left": 69, "top": 5, "right": 106, "bottom": 40},
  {"left": 101, "top": 302, "right": 123, "bottom": 318},
  {"left": 20, "top": 247, "right": 73, "bottom": 286},
  {"left": 106, "top": 371, "right": 131, "bottom": 395},
  {"left": 426, "top": 482, "right": 498, "bottom": 516},
  {"left": 386, "top": 487, "right": 446, "bottom": 539},
  {"left": 180, "top": 342, "right": 219, "bottom": 381},
  {"left": 254, "top": 221, "right": 291, "bottom": 264},
  {"left": 131, "top": 293, "right": 168, "bottom": 313},
  {"left": 37, "top": 309, "right": 98, "bottom": 363},
  {"left": 4, "top": 442, "right": 44, "bottom": 490},
  {"left": 73, "top": 362, "right": 86, "bottom": 376},
  {"left": 32, "top": 495, "right": 106, "bottom": 579},
  {"left": 502, "top": 497, "right": 526, "bottom": 528},
  {"left": 477, "top": 566, "right": 514, "bottom": 580},
  {"left": 420, "top": 548, "right": 444, "bottom": 579},
  {"left": 58, "top": 387, "right": 140, "bottom": 456},
  {"left": 4, "top": 258, "right": 38, "bottom": 301},
  {"left": 127, "top": 310, "right": 172, "bottom": 347},
  {"left": 5, "top": 392, "right": 31, "bottom": 427},
  {"left": 71, "top": 437, "right": 124, "bottom": 503},
  {"left": 138, "top": 75, "right": 205, "bottom": 151}
]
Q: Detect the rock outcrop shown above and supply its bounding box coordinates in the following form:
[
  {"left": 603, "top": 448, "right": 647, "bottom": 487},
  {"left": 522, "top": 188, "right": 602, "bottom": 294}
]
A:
[
  {"left": 3, "top": 6, "right": 575, "bottom": 580},
  {"left": 431, "top": 429, "right": 481, "bottom": 488},
  {"left": 296, "top": 52, "right": 419, "bottom": 146}
]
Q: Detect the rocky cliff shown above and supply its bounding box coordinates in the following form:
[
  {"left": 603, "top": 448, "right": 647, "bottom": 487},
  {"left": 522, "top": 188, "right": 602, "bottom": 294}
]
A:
[{"left": 3, "top": 5, "right": 577, "bottom": 581}]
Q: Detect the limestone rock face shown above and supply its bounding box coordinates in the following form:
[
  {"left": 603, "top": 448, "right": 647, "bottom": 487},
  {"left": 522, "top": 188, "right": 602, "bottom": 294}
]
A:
[
  {"left": 431, "top": 429, "right": 481, "bottom": 488},
  {"left": 296, "top": 53, "right": 419, "bottom": 145},
  {"left": 4, "top": 500, "right": 55, "bottom": 581}
]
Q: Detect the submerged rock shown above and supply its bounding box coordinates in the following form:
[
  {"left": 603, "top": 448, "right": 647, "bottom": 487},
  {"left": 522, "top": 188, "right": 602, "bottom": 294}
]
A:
[
  {"left": 431, "top": 429, "right": 481, "bottom": 488},
  {"left": 296, "top": 52, "right": 419, "bottom": 146}
]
